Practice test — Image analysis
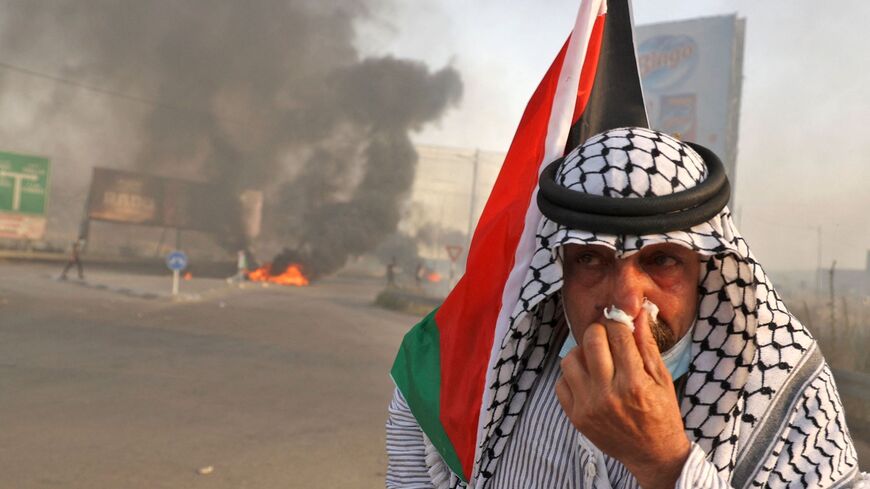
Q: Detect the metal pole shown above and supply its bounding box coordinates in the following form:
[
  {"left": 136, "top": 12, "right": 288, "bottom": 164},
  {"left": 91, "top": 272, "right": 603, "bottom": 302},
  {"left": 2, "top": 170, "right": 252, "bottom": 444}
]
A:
[
  {"left": 466, "top": 149, "right": 480, "bottom": 242},
  {"left": 437, "top": 205, "right": 446, "bottom": 295},
  {"left": 815, "top": 226, "right": 822, "bottom": 296},
  {"left": 828, "top": 260, "right": 836, "bottom": 327},
  {"left": 172, "top": 269, "right": 180, "bottom": 296},
  {"left": 155, "top": 227, "right": 167, "bottom": 257},
  {"left": 80, "top": 170, "right": 94, "bottom": 252},
  {"left": 841, "top": 297, "right": 850, "bottom": 332}
]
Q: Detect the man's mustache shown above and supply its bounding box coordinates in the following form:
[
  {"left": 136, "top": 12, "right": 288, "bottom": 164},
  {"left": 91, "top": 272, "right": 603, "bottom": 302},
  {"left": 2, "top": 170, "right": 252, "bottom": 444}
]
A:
[{"left": 649, "top": 314, "right": 677, "bottom": 352}]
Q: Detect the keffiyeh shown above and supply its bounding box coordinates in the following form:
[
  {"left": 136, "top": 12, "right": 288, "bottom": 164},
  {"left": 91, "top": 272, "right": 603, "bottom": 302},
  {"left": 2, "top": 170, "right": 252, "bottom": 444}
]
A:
[{"left": 410, "top": 128, "right": 861, "bottom": 488}]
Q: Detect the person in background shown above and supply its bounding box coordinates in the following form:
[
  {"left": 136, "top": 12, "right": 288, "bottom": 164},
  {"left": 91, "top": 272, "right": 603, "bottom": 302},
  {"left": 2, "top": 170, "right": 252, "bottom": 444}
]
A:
[
  {"left": 386, "top": 257, "right": 397, "bottom": 287},
  {"left": 60, "top": 237, "right": 85, "bottom": 280},
  {"left": 226, "top": 249, "right": 249, "bottom": 284},
  {"left": 415, "top": 262, "right": 425, "bottom": 289}
]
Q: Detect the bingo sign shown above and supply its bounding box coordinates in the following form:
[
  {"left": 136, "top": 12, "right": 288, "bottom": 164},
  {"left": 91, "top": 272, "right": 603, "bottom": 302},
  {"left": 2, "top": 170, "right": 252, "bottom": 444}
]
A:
[
  {"left": 0, "top": 151, "right": 51, "bottom": 240},
  {"left": 638, "top": 35, "right": 699, "bottom": 91},
  {"left": 638, "top": 35, "right": 700, "bottom": 141},
  {"left": 636, "top": 15, "right": 746, "bottom": 202}
]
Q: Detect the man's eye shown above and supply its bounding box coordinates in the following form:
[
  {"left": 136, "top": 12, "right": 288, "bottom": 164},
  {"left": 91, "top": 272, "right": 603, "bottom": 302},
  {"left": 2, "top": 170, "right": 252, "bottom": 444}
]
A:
[
  {"left": 651, "top": 253, "right": 678, "bottom": 267},
  {"left": 577, "top": 253, "right": 602, "bottom": 266}
]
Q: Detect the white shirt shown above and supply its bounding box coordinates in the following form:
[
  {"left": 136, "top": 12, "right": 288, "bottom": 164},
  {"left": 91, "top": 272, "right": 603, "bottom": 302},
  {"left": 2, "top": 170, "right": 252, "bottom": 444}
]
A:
[{"left": 386, "top": 343, "right": 730, "bottom": 488}]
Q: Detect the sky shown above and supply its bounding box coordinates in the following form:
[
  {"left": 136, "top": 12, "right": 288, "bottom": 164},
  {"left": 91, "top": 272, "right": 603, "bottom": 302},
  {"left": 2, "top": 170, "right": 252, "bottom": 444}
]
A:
[{"left": 359, "top": 0, "right": 870, "bottom": 271}]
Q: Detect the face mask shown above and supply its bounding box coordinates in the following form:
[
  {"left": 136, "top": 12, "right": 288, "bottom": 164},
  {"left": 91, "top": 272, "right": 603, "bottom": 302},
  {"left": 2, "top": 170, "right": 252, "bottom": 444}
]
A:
[
  {"left": 557, "top": 247, "right": 580, "bottom": 359},
  {"left": 559, "top": 301, "right": 693, "bottom": 380},
  {"left": 559, "top": 317, "right": 579, "bottom": 358},
  {"left": 659, "top": 326, "right": 693, "bottom": 379}
]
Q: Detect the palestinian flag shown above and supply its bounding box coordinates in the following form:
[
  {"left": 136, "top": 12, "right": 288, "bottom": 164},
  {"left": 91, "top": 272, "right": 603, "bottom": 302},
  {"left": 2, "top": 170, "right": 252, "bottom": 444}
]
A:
[{"left": 391, "top": 0, "right": 648, "bottom": 482}]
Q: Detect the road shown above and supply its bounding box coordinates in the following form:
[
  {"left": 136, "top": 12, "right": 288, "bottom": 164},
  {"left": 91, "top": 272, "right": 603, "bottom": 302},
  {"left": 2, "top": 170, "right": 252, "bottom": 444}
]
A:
[
  {"left": 0, "top": 262, "right": 412, "bottom": 488},
  {"left": 0, "top": 262, "right": 865, "bottom": 488}
]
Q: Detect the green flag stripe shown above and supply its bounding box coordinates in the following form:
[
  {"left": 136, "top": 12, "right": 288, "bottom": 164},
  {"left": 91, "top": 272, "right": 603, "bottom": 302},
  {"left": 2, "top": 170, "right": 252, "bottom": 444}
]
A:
[{"left": 391, "top": 307, "right": 466, "bottom": 481}]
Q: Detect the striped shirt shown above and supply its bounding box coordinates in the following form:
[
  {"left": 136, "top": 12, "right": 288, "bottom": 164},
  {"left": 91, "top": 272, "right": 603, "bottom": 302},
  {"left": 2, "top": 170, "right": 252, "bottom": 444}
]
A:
[{"left": 386, "top": 341, "right": 729, "bottom": 488}]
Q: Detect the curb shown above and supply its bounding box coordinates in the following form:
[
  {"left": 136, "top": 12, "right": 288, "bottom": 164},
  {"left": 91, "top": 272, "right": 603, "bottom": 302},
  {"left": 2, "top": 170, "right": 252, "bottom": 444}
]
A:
[{"left": 51, "top": 276, "right": 226, "bottom": 302}]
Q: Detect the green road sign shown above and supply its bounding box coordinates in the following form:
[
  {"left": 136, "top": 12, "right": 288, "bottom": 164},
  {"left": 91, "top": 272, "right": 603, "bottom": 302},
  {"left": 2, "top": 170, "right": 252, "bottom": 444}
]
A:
[{"left": 0, "top": 151, "right": 50, "bottom": 215}]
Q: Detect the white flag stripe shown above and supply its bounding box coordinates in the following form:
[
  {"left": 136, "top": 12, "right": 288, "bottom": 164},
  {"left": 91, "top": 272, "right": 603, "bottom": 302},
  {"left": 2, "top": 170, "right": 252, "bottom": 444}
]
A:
[
  {"left": 472, "top": 0, "right": 605, "bottom": 486},
  {"left": 543, "top": 0, "right": 604, "bottom": 161}
]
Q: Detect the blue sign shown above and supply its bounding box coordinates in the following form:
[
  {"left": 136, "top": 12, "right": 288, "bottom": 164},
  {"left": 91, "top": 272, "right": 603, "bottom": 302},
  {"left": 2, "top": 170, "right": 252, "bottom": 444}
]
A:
[{"left": 166, "top": 250, "right": 188, "bottom": 271}]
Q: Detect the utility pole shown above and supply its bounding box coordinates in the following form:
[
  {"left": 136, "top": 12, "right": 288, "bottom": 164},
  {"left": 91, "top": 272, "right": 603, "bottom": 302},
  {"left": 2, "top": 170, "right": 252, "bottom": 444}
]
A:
[
  {"left": 841, "top": 297, "right": 850, "bottom": 333},
  {"left": 828, "top": 260, "right": 836, "bottom": 343},
  {"left": 815, "top": 225, "right": 822, "bottom": 296},
  {"left": 466, "top": 149, "right": 480, "bottom": 246},
  {"left": 155, "top": 227, "right": 168, "bottom": 257},
  {"left": 438, "top": 204, "right": 447, "bottom": 295}
]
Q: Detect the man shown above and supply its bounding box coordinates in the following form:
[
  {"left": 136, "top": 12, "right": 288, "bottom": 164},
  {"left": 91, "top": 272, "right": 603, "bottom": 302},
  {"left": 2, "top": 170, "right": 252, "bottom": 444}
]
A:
[
  {"left": 227, "top": 249, "right": 249, "bottom": 284},
  {"left": 60, "top": 237, "right": 85, "bottom": 280},
  {"left": 416, "top": 262, "right": 425, "bottom": 289},
  {"left": 387, "top": 257, "right": 398, "bottom": 288},
  {"left": 386, "top": 128, "right": 863, "bottom": 488}
]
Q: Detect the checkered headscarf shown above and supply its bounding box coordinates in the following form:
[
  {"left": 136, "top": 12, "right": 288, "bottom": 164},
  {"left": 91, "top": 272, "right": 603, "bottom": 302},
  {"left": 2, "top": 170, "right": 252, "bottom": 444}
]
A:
[{"left": 466, "top": 127, "right": 860, "bottom": 488}]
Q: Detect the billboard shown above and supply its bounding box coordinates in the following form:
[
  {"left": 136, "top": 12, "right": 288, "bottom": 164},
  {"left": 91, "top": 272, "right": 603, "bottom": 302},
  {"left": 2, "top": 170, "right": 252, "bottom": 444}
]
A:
[
  {"left": 87, "top": 168, "right": 162, "bottom": 225},
  {"left": 0, "top": 150, "right": 51, "bottom": 239},
  {"left": 86, "top": 168, "right": 245, "bottom": 233},
  {"left": 636, "top": 15, "right": 745, "bottom": 203},
  {"left": 0, "top": 213, "right": 46, "bottom": 240}
]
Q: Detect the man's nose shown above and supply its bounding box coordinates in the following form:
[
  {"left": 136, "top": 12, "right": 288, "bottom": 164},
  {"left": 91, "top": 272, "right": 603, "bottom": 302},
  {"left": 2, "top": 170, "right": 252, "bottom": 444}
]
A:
[{"left": 608, "top": 260, "right": 648, "bottom": 317}]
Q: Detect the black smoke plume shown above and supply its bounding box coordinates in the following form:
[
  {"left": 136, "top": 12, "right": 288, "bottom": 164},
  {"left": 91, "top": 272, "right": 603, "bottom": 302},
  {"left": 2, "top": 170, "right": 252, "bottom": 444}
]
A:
[{"left": 0, "top": 0, "right": 462, "bottom": 276}]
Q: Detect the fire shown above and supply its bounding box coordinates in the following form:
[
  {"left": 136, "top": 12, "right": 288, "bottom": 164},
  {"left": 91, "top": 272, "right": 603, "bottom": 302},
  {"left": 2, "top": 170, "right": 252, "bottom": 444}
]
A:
[
  {"left": 426, "top": 272, "right": 442, "bottom": 283},
  {"left": 246, "top": 263, "right": 309, "bottom": 286}
]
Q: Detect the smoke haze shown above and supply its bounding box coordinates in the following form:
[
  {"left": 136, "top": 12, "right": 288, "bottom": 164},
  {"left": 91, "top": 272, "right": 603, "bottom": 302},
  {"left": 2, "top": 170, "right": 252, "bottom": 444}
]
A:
[{"left": 0, "top": 0, "right": 461, "bottom": 276}]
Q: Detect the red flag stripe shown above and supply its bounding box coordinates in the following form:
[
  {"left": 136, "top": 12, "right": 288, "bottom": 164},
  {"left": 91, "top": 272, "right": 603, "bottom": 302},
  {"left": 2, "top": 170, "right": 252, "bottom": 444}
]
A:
[
  {"left": 435, "top": 38, "right": 569, "bottom": 480},
  {"left": 436, "top": 7, "right": 607, "bottom": 478}
]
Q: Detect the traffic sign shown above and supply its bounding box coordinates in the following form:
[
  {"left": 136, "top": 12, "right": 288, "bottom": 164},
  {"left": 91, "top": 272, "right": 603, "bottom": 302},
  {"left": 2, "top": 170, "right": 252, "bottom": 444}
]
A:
[
  {"left": 166, "top": 250, "right": 188, "bottom": 271},
  {"left": 445, "top": 245, "right": 464, "bottom": 263},
  {"left": 0, "top": 151, "right": 50, "bottom": 215}
]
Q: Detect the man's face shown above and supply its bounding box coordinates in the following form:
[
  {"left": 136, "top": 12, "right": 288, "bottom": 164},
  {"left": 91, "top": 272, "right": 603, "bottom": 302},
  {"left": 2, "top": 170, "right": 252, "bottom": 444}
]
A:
[{"left": 561, "top": 243, "right": 701, "bottom": 352}]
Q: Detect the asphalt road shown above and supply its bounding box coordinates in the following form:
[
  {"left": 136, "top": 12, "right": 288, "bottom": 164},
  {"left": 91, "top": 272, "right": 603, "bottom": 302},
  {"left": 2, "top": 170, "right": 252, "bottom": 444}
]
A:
[
  {"left": 0, "top": 262, "right": 865, "bottom": 488},
  {"left": 0, "top": 262, "right": 413, "bottom": 488}
]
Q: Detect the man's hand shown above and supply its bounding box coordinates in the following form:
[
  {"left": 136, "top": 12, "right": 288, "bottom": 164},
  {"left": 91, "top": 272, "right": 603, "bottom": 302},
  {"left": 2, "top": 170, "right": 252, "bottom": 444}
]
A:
[{"left": 555, "top": 312, "right": 691, "bottom": 489}]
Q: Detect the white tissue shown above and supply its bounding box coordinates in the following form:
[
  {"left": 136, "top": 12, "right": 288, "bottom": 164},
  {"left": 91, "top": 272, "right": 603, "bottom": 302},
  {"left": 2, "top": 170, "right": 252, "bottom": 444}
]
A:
[
  {"left": 642, "top": 298, "right": 659, "bottom": 322},
  {"left": 602, "top": 298, "right": 659, "bottom": 332},
  {"left": 603, "top": 306, "right": 635, "bottom": 330}
]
